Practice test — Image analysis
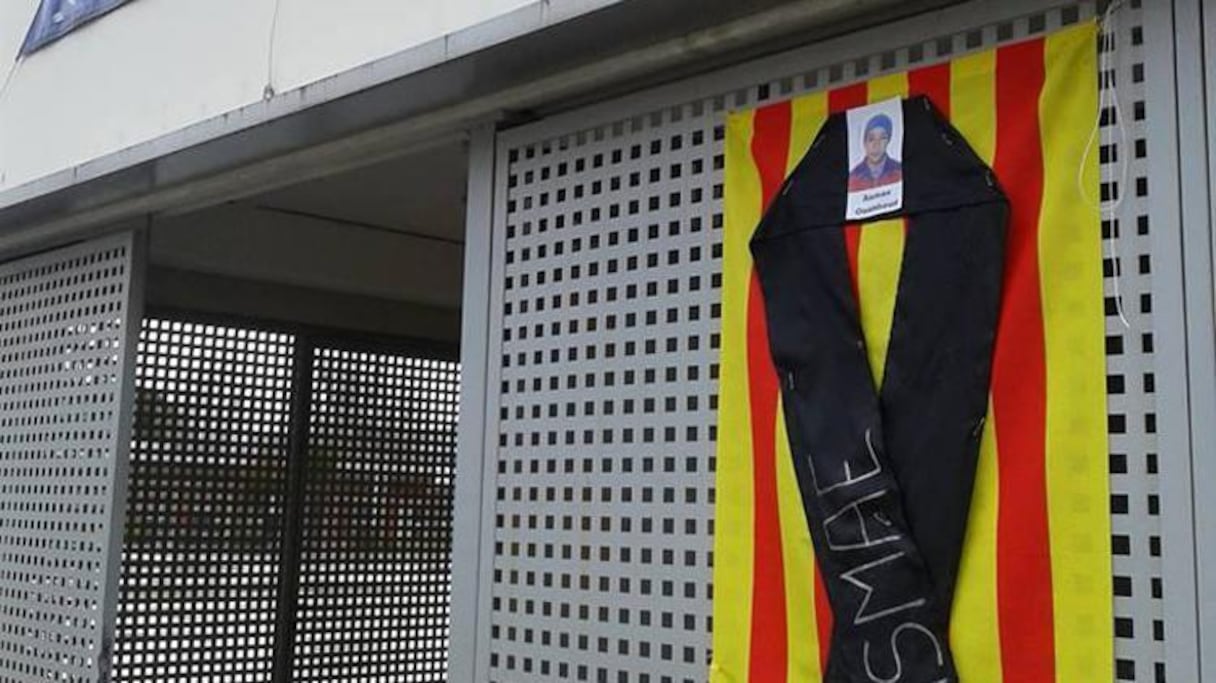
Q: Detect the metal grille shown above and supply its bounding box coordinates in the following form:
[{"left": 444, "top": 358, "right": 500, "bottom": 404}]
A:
[
  {"left": 1101, "top": 2, "right": 1168, "bottom": 680},
  {"left": 0, "top": 233, "right": 142, "bottom": 683},
  {"left": 490, "top": 51, "right": 731, "bottom": 683},
  {"left": 114, "top": 319, "right": 296, "bottom": 682},
  {"left": 291, "top": 346, "right": 459, "bottom": 682},
  {"left": 485, "top": 2, "right": 1170, "bottom": 681},
  {"left": 109, "top": 314, "right": 459, "bottom": 682}
]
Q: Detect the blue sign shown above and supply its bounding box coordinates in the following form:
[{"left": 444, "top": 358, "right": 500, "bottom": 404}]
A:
[{"left": 21, "top": 0, "right": 133, "bottom": 54}]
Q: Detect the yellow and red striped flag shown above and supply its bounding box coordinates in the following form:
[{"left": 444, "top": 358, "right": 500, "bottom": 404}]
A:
[{"left": 712, "top": 22, "right": 1110, "bottom": 683}]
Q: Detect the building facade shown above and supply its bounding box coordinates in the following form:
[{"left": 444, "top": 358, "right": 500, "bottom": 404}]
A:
[{"left": 0, "top": 1, "right": 1214, "bottom": 681}]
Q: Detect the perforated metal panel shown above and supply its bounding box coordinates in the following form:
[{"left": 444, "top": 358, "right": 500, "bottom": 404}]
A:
[
  {"left": 114, "top": 319, "right": 296, "bottom": 682},
  {"left": 0, "top": 233, "right": 143, "bottom": 683},
  {"left": 1100, "top": 2, "right": 1169, "bottom": 679},
  {"left": 483, "top": 2, "right": 1173, "bottom": 681},
  {"left": 292, "top": 345, "right": 459, "bottom": 682},
  {"left": 110, "top": 318, "right": 459, "bottom": 682}
]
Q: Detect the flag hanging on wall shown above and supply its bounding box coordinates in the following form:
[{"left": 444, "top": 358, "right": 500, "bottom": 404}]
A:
[
  {"left": 712, "top": 21, "right": 1110, "bottom": 683},
  {"left": 21, "top": 0, "right": 134, "bottom": 54}
]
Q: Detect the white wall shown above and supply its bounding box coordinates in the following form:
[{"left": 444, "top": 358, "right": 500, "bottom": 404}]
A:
[{"left": 0, "top": 0, "right": 599, "bottom": 193}]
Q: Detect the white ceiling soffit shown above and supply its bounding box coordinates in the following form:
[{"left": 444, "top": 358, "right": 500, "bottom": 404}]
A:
[
  {"left": 252, "top": 141, "right": 468, "bottom": 245},
  {"left": 149, "top": 202, "right": 464, "bottom": 310},
  {"left": 0, "top": 0, "right": 941, "bottom": 258}
]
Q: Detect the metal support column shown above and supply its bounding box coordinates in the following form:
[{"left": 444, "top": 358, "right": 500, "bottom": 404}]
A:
[
  {"left": 451, "top": 123, "right": 499, "bottom": 683},
  {"left": 272, "top": 339, "right": 317, "bottom": 683},
  {"left": 1144, "top": 0, "right": 1212, "bottom": 680}
]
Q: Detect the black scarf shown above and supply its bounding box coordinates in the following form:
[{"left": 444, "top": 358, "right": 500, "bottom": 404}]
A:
[{"left": 750, "top": 95, "right": 1008, "bottom": 682}]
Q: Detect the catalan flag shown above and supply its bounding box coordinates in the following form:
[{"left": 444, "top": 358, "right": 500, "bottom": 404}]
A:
[{"left": 712, "top": 22, "right": 1110, "bottom": 683}]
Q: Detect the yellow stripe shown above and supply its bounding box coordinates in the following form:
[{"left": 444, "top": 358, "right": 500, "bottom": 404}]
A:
[
  {"left": 778, "top": 91, "right": 829, "bottom": 683},
  {"left": 855, "top": 219, "right": 905, "bottom": 389},
  {"left": 951, "top": 50, "right": 998, "bottom": 163},
  {"left": 852, "top": 73, "right": 910, "bottom": 390},
  {"left": 711, "top": 110, "right": 761, "bottom": 683},
  {"left": 1039, "top": 22, "right": 1112, "bottom": 682},
  {"left": 775, "top": 396, "right": 821, "bottom": 683},
  {"left": 867, "top": 71, "right": 908, "bottom": 103},
  {"left": 787, "top": 91, "right": 829, "bottom": 175},
  {"left": 948, "top": 46, "right": 1004, "bottom": 683},
  {"left": 952, "top": 401, "right": 1004, "bottom": 681}
]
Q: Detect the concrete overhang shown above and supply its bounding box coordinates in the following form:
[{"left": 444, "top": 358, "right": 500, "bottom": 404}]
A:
[{"left": 0, "top": 0, "right": 956, "bottom": 256}]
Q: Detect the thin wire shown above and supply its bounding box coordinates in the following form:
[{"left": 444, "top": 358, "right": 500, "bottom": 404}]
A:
[
  {"left": 1079, "top": 0, "right": 1132, "bottom": 329},
  {"left": 0, "top": 55, "right": 23, "bottom": 187},
  {"left": 0, "top": 55, "right": 23, "bottom": 108},
  {"left": 264, "top": 0, "right": 283, "bottom": 99}
]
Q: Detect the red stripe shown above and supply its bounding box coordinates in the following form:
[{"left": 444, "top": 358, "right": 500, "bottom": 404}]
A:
[
  {"left": 813, "top": 557, "right": 833, "bottom": 673},
  {"left": 829, "top": 82, "right": 867, "bottom": 112},
  {"left": 909, "top": 62, "right": 952, "bottom": 116},
  {"left": 753, "top": 102, "right": 794, "bottom": 213},
  {"left": 843, "top": 224, "right": 863, "bottom": 300},
  {"left": 992, "top": 37, "right": 1055, "bottom": 682},
  {"left": 746, "top": 101, "right": 792, "bottom": 683}
]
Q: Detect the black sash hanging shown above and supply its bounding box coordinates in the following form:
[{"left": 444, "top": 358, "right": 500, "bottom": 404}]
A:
[{"left": 749, "top": 95, "right": 1008, "bottom": 682}]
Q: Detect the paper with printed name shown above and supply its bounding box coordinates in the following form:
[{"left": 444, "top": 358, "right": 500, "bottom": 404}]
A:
[{"left": 845, "top": 98, "right": 904, "bottom": 221}]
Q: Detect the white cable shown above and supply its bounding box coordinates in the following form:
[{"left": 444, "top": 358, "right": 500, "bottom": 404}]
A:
[
  {"left": 0, "top": 55, "right": 23, "bottom": 108},
  {"left": 0, "top": 56, "right": 23, "bottom": 187},
  {"left": 1079, "top": 0, "right": 1132, "bottom": 329},
  {"left": 264, "top": 0, "right": 283, "bottom": 100}
]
